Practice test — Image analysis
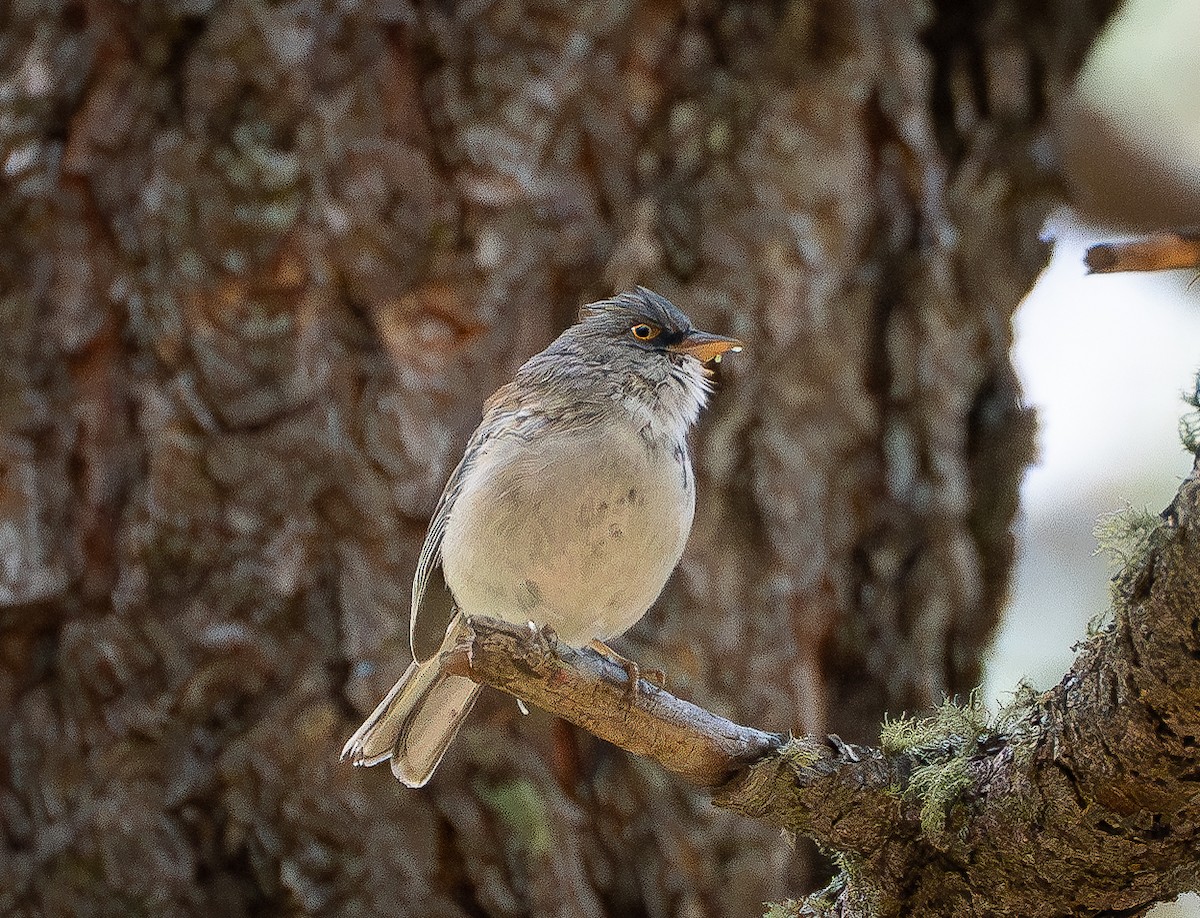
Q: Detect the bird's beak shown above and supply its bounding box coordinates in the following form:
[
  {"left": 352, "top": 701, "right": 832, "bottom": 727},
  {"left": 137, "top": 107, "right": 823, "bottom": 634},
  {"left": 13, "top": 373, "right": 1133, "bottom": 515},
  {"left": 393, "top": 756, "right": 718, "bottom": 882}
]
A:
[{"left": 667, "top": 330, "right": 744, "bottom": 364}]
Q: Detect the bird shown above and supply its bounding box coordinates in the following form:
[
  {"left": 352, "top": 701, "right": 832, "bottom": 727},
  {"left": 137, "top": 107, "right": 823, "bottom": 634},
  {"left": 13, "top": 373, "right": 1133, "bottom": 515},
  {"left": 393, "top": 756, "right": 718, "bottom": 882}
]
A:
[{"left": 341, "top": 287, "right": 743, "bottom": 787}]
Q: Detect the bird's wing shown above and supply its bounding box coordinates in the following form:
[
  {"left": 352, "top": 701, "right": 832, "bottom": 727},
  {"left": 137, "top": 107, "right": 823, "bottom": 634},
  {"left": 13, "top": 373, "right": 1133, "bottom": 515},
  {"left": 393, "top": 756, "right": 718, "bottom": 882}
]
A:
[
  {"left": 409, "top": 436, "right": 477, "bottom": 663},
  {"left": 409, "top": 383, "right": 543, "bottom": 663}
]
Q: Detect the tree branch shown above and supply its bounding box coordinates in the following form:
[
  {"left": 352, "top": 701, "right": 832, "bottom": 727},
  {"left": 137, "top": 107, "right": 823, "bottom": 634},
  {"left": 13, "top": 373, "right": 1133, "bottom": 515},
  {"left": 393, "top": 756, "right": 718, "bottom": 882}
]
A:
[
  {"left": 446, "top": 452, "right": 1200, "bottom": 917},
  {"left": 444, "top": 619, "right": 782, "bottom": 787},
  {"left": 445, "top": 618, "right": 912, "bottom": 853}
]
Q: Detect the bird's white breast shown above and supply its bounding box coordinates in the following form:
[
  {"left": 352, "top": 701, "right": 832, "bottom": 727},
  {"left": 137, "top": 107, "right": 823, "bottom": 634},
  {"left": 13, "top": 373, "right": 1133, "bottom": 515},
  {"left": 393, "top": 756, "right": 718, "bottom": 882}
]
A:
[{"left": 438, "top": 419, "right": 694, "bottom": 644}]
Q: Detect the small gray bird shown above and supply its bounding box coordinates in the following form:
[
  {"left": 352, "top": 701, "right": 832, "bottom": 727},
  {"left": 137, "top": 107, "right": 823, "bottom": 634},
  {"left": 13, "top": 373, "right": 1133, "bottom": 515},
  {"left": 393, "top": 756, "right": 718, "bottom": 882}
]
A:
[{"left": 341, "top": 288, "right": 742, "bottom": 786}]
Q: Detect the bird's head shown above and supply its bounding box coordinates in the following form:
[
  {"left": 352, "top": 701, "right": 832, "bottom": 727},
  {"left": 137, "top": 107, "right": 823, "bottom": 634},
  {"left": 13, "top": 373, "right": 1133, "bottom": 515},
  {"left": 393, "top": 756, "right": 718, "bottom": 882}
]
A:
[
  {"left": 576, "top": 287, "right": 743, "bottom": 371},
  {"left": 519, "top": 288, "right": 743, "bottom": 433}
]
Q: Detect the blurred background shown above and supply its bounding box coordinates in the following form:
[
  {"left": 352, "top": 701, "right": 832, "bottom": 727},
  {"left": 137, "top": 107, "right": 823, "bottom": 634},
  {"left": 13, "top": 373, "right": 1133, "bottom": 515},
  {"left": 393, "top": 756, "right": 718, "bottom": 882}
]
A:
[
  {"left": 986, "top": 226, "right": 1200, "bottom": 701},
  {"left": 1, "top": 0, "right": 1198, "bottom": 915}
]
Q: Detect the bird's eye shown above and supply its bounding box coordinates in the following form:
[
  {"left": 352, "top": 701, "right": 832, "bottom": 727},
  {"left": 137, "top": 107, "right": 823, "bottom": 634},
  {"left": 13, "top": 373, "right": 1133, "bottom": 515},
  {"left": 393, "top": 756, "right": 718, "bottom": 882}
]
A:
[{"left": 630, "top": 323, "right": 660, "bottom": 341}]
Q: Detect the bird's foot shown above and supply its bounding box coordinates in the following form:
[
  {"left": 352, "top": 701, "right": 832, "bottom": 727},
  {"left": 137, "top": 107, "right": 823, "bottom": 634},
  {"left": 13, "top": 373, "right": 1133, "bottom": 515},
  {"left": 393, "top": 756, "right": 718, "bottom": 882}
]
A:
[
  {"left": 525, "top": 620, "right": 559, "bottom": 668},
  {"left": 588, "top": 640, "right": 664, "bottom": 701},
  {"left": 643, "top": 666, "right": 667, "bottom": 691}
]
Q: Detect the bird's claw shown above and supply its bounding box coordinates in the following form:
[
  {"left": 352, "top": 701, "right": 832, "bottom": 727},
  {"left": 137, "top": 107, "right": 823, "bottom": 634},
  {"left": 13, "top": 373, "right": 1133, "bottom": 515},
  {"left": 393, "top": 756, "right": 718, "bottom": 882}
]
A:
[
  {"left": 620, "top": 659, "right": 640, "bottom": 702},
  {"left": 588, "top": 640, "right": 665, "bottom": 702},
  {"left": 643, "top": 667, "right": 667, "bottom": 691},
  {"left": 523, "top": 620, "right": 558, "bottom": 667}
]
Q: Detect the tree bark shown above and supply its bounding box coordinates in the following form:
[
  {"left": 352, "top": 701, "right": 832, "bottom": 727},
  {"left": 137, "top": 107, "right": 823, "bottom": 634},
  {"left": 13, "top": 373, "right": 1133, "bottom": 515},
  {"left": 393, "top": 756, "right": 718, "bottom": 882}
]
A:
[{"left": 0, "top": 1, "right": 1118, "bottom": 916}]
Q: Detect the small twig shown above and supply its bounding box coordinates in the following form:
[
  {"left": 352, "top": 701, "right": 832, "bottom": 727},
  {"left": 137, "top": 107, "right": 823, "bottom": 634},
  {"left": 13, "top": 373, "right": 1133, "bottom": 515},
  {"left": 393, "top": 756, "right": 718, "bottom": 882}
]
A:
[{"left": 1084, "top": 229, "right": 1200, "bottom": 274}]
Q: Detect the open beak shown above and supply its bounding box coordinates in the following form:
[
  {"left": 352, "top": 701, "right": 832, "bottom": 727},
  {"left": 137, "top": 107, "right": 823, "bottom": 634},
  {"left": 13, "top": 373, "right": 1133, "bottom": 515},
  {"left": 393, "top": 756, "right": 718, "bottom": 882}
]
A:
[{"left": 667, "top": 330, "right": 744, "bottom": 364}]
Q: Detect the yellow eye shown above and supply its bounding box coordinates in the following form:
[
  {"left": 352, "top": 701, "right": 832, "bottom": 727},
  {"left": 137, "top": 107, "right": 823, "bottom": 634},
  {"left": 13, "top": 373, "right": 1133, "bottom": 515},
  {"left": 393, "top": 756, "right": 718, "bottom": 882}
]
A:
[{"left": 631, "top": 323, "right": 660, "bottom": 341}]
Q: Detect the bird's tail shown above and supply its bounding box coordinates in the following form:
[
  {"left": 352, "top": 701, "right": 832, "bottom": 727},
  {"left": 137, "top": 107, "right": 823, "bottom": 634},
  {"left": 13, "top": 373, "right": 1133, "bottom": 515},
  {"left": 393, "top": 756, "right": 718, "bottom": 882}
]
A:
[{"left": 341, "top": 616, "right": 480, "bottom": 788}]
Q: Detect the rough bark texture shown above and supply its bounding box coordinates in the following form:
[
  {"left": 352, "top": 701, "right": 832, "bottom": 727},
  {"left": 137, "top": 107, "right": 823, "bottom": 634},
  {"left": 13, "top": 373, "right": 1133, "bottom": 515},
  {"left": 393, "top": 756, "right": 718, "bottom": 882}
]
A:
[{"left": 0, "top": 1, "right": 1115, "bottom": 916}]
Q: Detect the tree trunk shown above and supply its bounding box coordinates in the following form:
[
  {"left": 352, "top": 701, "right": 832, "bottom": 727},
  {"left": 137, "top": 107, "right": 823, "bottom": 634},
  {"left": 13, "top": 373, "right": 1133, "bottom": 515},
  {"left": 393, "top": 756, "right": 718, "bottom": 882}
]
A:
[{"left": 0, "top": 1, "right": 1116, "bottom": 915}]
